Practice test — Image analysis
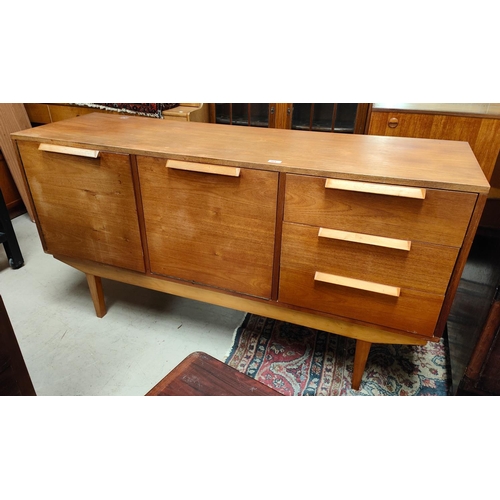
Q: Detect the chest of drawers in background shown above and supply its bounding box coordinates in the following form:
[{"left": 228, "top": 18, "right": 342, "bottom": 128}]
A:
[{"left": 11, "top": 114, "right": 490, "bottom": 389}]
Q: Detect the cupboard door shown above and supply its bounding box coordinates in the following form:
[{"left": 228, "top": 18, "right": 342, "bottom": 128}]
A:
[
  {"left": 211, "top": 104, "right": 370, "bottom": 132},
  {"left": 211, "top": 103, "right": 292, "bottom": 128},
  {"left": 17, "top": 141, "right": 145, "bottom": 272},
  {"left": 137, "top": 156, "right": 278, "bottom": 299},
  {"left": 212, "top": 104, "right": 273, "bottom": 127},
  {"left": 291, "top": 103, "right": 363, "bottom": 133}
]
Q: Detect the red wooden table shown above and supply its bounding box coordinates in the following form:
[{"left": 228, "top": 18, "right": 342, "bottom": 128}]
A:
[{"left": 146, "top": 351, "right": 282, "bottom": 396}]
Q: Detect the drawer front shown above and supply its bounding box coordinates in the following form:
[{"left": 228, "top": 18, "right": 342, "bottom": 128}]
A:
[
  {"left": 279, "top": 222, "right": 450, "bottom": 336},
  {"left": 281, "top": 222, "right": 459, "bottom": 295},
  {"left": 18, "top": 141, "right": 145, "bottom": 272},
  {"left": 138, "top": 156, "right": 278, "bottom": 299},
  {"left": 284, "top": 174, "right": 477, "bottom": 247}
]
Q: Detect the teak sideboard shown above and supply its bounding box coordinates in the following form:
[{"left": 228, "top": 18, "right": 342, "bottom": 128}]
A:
[{"left": 11, "top": 113, "right": 490, "bottom": 390}]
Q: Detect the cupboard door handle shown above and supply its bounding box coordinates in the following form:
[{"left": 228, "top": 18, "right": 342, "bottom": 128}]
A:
[
  {"left": 325, "top": 178, "right": 426, "bottom": 199},
  {"left": 388, "top": 117, "right": 399, "bottom": 128},
  {"left": 39, "top": 143, "right": 100, "bottom": 158},
  {"left": 167, "top": 159, "right": 241, "bottom": 177},
  {"left": 314, "top": 271, "right": 401, "bottom": 297},
  {"left": 318, "top": 227, "right": 411, "bottom": 251}
]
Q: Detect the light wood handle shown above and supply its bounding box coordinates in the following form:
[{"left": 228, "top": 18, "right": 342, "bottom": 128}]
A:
[
  {"left": 167, "top": 159, "right": 240, "bottom": 177},
  {"left": 318, "top": 227, "right": 411, "bottom": 251},
  {"left": 39, "top": 143, "right": 100, "bottom": 158},
  {"left": 325, "top": 178, "right": 426, "bottom": 199},
  {"left": 314, "top": 271, "right": 401, "bottom": 297}
]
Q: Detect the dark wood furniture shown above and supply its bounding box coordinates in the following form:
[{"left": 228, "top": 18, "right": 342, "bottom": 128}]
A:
[
  {"left": 0, "top": 104, "right": 32, "bottom": 219},
  {"left": 12, "top": 113, "right": 489, "bottom": 390},
  {"left": 146, "top": 351, "right": 282, "bottom": 396},
  {"left": 210, "top": 104, "right": 371, "bottom": 133},
  {"left": 447, "top": 227, "right": 500, "bottom": 395},
  {"left": 0, "top": 151, "right": 24, "bottom": 218},
  {"left": 0, "top": 188, "right": 24, "bottom": 269},
  {"left": 0, "top": 295, "right": 36, "bottom": 396}
]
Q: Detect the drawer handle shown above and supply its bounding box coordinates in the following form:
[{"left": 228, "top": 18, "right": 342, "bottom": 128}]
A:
[
  {"left": 314, "top": 271, "right": 401, "bottom": 297},
  {"left": 39, "top": 143, "right": 100, "bottom": 158},
  {"left": 388, "top": 117, "right": 399, "bottom": 128},
  {"left": 318, "top": 228, "right": 411, "bottom": 251},
  {"left": 167, "top": 159, "right": 241, "bottom": 177},
  {"left": 325, "top": 178, "right": 426, "bottom": 199}
]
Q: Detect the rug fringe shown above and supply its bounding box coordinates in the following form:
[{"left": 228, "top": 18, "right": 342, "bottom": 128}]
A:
[{"left": 225, "top": 312, "right": 249, "bottom": 361}]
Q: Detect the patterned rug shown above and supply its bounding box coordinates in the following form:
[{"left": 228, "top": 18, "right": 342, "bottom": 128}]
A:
[
  {"left": 72, "top": 103, "right": 179, "bottom": 118},
  {"left": 225, "top": 314, "right": 451, "bottom": 396}
]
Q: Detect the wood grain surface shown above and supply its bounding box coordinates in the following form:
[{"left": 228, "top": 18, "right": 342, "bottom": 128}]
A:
[
  {"left": 284, "top": 174, "right": 477, "bottom": 247},
  {"left": 0, "top": 103, "right": 34, "bottom": 219},
  {"left": 17, "top": 141, "right": 145, "bottom": 272},
  {"left": 12, "top": 113, "right": 490, "bottom": 387},
  {"left": 138, "top": 155, "right": 278, "bottom": 299},
  {"left": 283, "top": 222, "right": 459, "bottom": 295},
  {"left": 146, "top": 351, "right": 282, "bottom": 396},
  {"left": 12, "top": 112, "right": 489, "bottom": 193},
  {"left": 368, "top": 110, "right": 500, "bottom": 182}
]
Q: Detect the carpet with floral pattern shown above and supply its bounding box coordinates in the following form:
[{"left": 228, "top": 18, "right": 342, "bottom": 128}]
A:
[{"left": 225, "top": 314, "right": 451, "bottom": 396}]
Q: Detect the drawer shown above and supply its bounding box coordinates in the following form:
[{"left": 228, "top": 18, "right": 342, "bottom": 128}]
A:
[
  {"left": 138, "top": 156, "right": 278, "bottom": 299},
  {"left": 17, "top": 141, "right": 145, "bottom": 272},
  {"left": 284, "top": 174, "right": 477, "bottom": 247},
  {"left": 279, "top": 222, "right": 450, "bottom": 336},
  {"left": 281, "top": 222, "right": 459, "bottom": 295}
]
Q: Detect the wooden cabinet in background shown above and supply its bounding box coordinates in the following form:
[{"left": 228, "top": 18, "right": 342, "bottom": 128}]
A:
[
  {"left": 24, "top": 103, "right": 209, "bottom": 126},
  {"left": 367, "top": 104, "right": 500, "bottom": 182},
  {"left": 209, "top": 104, "right": 371, "bottom": 134},
  {"left": 0, "top": 104, "right": 32, "bottom": 219}
]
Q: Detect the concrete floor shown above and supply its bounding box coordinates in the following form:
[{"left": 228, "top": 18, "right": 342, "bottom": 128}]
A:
[{"left": 0, "top": 213, "right": 246, "bottom": 395}]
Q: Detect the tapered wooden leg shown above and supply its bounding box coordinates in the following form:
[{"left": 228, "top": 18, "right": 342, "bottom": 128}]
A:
[
  {"left": 352, "top": 340, "right": 372, "bottom": 390},
  {"left": 86, "top": 274, "right": 107, "bottom": 318}
]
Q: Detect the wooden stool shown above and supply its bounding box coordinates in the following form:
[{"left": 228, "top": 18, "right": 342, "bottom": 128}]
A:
[{"left": 146, "top": 351, "right": 282, "bottom": 396}]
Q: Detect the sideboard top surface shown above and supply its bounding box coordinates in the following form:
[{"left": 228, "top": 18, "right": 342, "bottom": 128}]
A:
[{"left": 12, "top": 112, "right": 490, "bottom": 193}]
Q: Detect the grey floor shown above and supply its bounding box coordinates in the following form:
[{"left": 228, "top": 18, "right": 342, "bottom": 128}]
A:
[{"left": 0, "top": 213, "right": 246, "bottom": 395}]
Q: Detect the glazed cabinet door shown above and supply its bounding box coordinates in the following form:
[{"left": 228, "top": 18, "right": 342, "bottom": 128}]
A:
[
  {"left": 137, "top": 156, "right": 278, "bottom": 299},
  {"left": 16, "top": 141, "right": 145, "bottom": 272},
  {"left": 211, "top": 104, "right": 371, "bottom": 133}
]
